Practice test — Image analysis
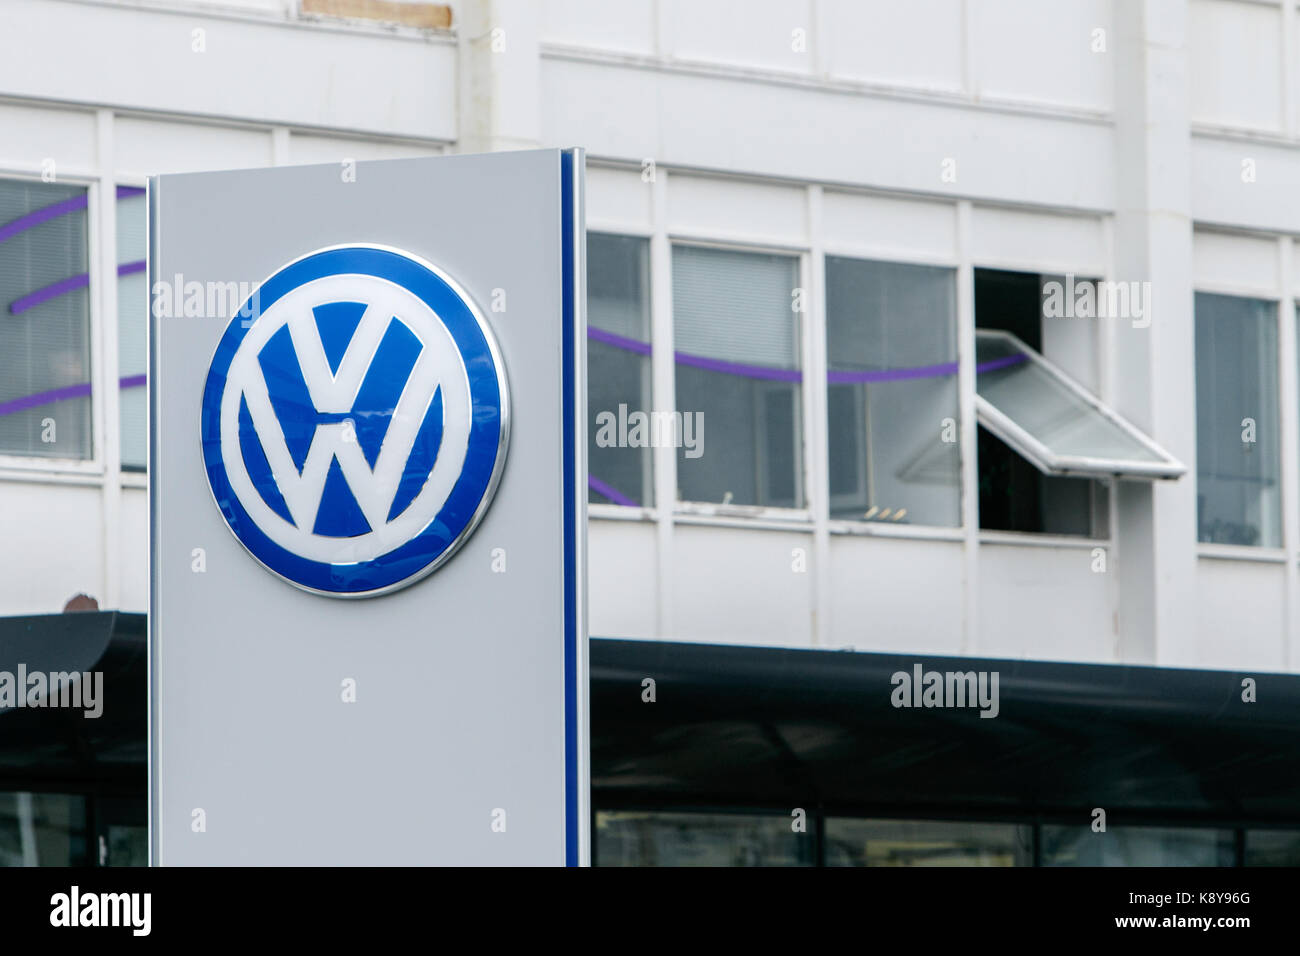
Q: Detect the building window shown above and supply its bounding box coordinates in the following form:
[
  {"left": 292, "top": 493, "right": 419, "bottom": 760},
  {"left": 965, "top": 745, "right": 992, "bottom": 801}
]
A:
[
  {"left": 826, "top": 818, "right": 1032, "bottom": 867},
  {"left": 594, "top": 810, "right": 814, "bottom": 866},
  {"left": 976, "top": 269, "right": 1103, "bottom": 536},
  {"left": 825, "top": 257, "right": 960, "bottom": 527},
  {"left": 972, "top": 269, "right": 1183, "bottom": 536},
  {"left": 673, "top": 244, "right": 802, "bottom": 509},
  {"left": 118, "top": 187, "right": 147, "bottom": 470},
  {"left": 0, "top": 180, "right": 93, "bottom": 460},
  {"left": 1041, "top": 824, "right": 1235, "bottom": 866},
  {"left": 1195, "top": 292, "right": 1280, "bottom": 548},
  {"left": 587, "top": 233, "right": 652, "bottom": 507}
]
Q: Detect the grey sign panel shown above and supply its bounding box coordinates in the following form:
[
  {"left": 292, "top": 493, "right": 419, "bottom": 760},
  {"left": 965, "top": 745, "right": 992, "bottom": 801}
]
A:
[{"left": 148, "top": 149, "right": 588, "bottom": 865}]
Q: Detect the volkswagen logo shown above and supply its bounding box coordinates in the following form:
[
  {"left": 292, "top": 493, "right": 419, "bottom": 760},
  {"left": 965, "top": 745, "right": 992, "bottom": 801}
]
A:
[{"left": 200, "top": 244, "right": 509, "bottom": 597}]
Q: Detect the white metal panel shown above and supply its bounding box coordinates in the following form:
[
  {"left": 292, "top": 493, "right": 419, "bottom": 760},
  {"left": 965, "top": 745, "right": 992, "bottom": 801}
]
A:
[
  {"left": 119, "top": 486, "right": 148, "bottom": 613},
  {"left": 287, "top": 134, "right": 442, "bottom": 165},
  {"left": 667, "top": 174, "right": 807, "bottom": 245},
  {"left": 1191, "top": 134, "right": 1300, "bottom": 235},
  {"left": 821, "top": 190, "right": 956, "bottom": 262},
  {"left": 1190, "top": 0, "right": 1284, "bottom": 132},
  {"left": 541, "top": 0, "right": 658, "bottom": 54},
  {"left": 1194, "top": 557, "right": 1287, "bottom": 670},
  {"left": 821, "top": 0, "right": 963, "bottom": 92},
  {"left": 588, "top": 519, "right": 658, "bottom": 638},
  {"left": 970, "top": 205, "right": 1105, "bottom": 273},
  {"left": 827, "top": 535, "right": 964, "bottom": 654},
  {"left": 0, "top": 483, "right": 104, "bottom": 616},
  {"left": 977, "top": 541, "right": 1114, "bottom": 663},
  {"left": 0, "top": 101, "right": 98, "bottom": 175},
  {"left": 1193, "top": 229, "right": 1281, "bottom": 295},
  {"left": 585, "top": 164, "right": 653, "bottom": 233},
  {"left": 0, "top": 0, "right": 457, "bottom": 140},
  {"left": 970, "top": 0, "right": 1114, "bottom": 111},
  {"left": 671, "top": 524, "right": 814, "bottom": 647},
  {"left": 115, "top": 116, "right": 273, "bottom": 178},
  {"left": 663, "top": 0, "right": 814, "bottom": 74},
  {"left": 543, "top": 59, "right": 1116, "bottom": 210}
]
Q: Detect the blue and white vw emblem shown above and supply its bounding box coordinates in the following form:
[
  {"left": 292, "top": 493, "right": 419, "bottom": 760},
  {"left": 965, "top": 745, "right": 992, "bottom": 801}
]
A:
[{"left": 200, "top": 245, "right": 509, "bottom": 597}]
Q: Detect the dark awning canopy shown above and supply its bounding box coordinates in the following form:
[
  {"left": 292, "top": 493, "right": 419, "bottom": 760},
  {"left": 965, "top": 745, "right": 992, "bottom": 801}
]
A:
[
  {"left": 591, "top": 639, "right": 1300, "bottom": 825},
  {"left": 3, "top": 613, "right": 1298, "bottom": 825},
  {"left": 0, "top": 612, "right": 145, "bottom": 794}
]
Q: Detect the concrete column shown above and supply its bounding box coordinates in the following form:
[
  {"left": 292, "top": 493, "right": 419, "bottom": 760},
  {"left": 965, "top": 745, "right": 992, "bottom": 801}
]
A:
[
  {"left": 1110, "top": 0, "right": 1198, "bottom": 665},
  {"left": 456, "top": 0, "right": 542, "bottom": 154}
]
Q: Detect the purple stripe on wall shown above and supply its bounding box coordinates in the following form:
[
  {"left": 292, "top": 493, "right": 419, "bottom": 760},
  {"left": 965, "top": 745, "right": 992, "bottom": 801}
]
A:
[
  {"left": 9, "top": 259, "right": 147, "bottom": 315},
  {"left": 588, "top": 475, "right": 638, "bottom": 508},
  {"left": 0, "top": 195, "right": 88, "bottom": 245},
  {"left": 0, "top": 381, "right": 90, "bottom": 417},
  {"left": 0, "top": 375, "right": 145, "bottom": 419},
  {"left": 829, "top": 360, "right": 959, "bottom": 384},
  {"left": 9, "top": 272, "right": 89, "bottom": 314},
  {"left": 589, "top": 325, "right": 652, "bottom": 356},
  {"left": 589, "top": 328, "right": 1030, "bottom": 382},
  {"left": 0, "top": 185, "right": 145, "bottom": 247},
  {"left": 674, "top": 350, "right": 804, "bottom": 382}
]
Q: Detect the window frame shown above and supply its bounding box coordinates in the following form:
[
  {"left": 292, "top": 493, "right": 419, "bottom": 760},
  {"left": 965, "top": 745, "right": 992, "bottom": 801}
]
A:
[
  {"left": 0, "top": 170, "right": 105, "bottom": 479},
  {"left": 585, "top": 229, "right": 656, "bottom": 513},
  {"left": 974, "top": 328, "right": 1187, "bottom": 481},
  {"left": 667, "top": 235, "right": 813, "bottom": 523}
]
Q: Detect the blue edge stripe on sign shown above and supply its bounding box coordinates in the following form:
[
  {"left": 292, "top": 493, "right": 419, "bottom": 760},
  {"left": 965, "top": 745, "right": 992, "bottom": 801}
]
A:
[{"left": 561, "top": 150, "right": 579, "bottom": 867}]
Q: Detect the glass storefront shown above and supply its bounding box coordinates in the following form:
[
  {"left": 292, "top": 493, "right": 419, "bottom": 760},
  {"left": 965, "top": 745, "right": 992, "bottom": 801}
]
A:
[
  {"left": 1041, "top": 825, "right": 1235, "bottom": 867},
  {"left": 595, "top": 810, "right": 815, "bottom": 867},
  {"left": 827, "top": 818, "right": 1032, "bottom": 867},
  {"left": 0, "top": 792, "right": 88, "bottom": 867}
]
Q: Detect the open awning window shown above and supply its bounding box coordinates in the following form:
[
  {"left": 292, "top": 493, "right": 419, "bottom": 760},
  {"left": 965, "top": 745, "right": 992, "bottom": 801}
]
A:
[{"left": 975, "top": 330, "right": 1185, "bottom": 480}]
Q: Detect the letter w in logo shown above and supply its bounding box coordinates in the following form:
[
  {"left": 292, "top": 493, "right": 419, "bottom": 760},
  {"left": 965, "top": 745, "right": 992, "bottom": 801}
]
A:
[{"left": 236, "top": 301, "right": 446, "bottom": 537}]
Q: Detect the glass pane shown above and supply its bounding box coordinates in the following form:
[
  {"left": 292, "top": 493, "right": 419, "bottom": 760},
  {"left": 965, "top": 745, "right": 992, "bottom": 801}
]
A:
[
  {"left": 0, "top": 792, "right": 88, "bottom": 866},
  {"left": 1195, "top": 293, "right": 1280, "bottom": 547},
  {"left": 826, "top": 818, "right": 1032, "bottom": 867},
  {"left": 106, "top": 824, "right": 149, "bottom": 867},
  {"left": 118, "top": 188, "right": 148, "bottom": 469},
  {"left": 1041, "top": 825, "right": 1235, "bottom": 866},
  {"left": 0, "top": 180, "right": 92, "bottom": 459},
  {"left": 587, "top": 233, "right": 652, "bottom": 507},
  {"left": 976, "top": 330, "right": 1165, "bottom": 465},
  {"left": 826, "top": 257, "right": 959, "bottom": 526},
  {"left": 1245, "top": 829, "right": 1300, "bottom": 866},
  {"left": 673, "top": 245, "right": 802, "bottom": 508},
  {"left": 595, "top": 810, "right": 814, "bottom": 866}
]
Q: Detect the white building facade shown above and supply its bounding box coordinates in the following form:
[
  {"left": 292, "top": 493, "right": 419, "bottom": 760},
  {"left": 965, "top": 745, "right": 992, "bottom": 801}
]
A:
[{"left": 3, "top": 0, "right": 1300, "bottom": 675}]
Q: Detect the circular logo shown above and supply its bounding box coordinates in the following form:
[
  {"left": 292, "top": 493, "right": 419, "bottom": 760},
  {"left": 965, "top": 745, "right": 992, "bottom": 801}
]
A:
[{"left": 200, "top": 245, "right": 509, "bottom": 597}]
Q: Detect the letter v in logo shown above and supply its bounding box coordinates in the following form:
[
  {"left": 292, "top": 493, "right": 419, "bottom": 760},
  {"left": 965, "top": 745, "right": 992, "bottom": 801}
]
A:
[{"left": 200, "top": 245, "right": 509, "bottom": 596}]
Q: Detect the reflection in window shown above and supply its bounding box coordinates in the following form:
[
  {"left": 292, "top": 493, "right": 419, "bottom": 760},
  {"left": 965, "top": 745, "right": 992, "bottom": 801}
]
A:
[
  {"left": 825, "top": 258, "right": 960, "bottom": 527},
  {"left": 0, "top": 180, "right": 92, "bottom": 459},
  {"left": 595, "top": 810, "right": 814, "bottom": 866},
  {"left": 0, "top": 792, "right": 88, "bottom": 866},
  {"left": 1041, "top": 825, "right": 1235, "bottom": 866},
  {"left": 1245, "top": 829, "right": 1300, "bottom": 866},
  {"left": 118, "top": 188, "right": 148, "bottom": 469},
  {"left": 1195, "top": 293, "right": 1280, "bottom": 547},
  {"left": 673, "top": 245, "right": 802, "bottom": 508},
  {"left": 826, "top": 818, "right": 1031, "bottom": 867},
  {"left": 106, "top": 825, "right": 148, "bottom": 867},
  {"left": 587, "top": 233, "right": 653, "bottom": 507}
]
